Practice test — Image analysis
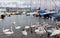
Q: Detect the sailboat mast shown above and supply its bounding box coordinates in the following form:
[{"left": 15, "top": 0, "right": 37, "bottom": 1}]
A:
[{"left": 52, "top": 0, "right": 56, "bottom": 11}]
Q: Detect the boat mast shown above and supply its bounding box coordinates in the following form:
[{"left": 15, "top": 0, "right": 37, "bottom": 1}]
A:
[{"left": 52, "top": 0, "right": 56, "bottom": 11}]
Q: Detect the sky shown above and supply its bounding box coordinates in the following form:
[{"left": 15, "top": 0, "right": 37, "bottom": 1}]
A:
[{"left": 0, "top": 0, "right": 60, "bottom": 10}]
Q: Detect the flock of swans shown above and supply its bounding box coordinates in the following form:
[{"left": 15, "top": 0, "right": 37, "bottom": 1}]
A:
[
  {"left": 0, "top": 15, "right": 60, "bottom": 38},
  {"left": 0, "top": 17, "right": 47, "bottom": 37}
]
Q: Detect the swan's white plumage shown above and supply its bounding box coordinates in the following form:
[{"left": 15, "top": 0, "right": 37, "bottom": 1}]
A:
[
  {"left": 3, "top": 29, "right": 10, "bottom": 32},
  {"left": 25, "top": 26, "right": 30, "bottom": 29},
  {"left": 22, "top": 30, "right": 27, "bottom": 36},
  {"left": 35, "top": 27, "right": 46, "bottom": 34},
  {"left": 15, "top": 26, "right": 21, "bottom": 29},
  {"left": 3, "top": 27, "right": 14, "bottom": 35},
  {"left": 4, "top": 31, "right": 14, "bottom": 35},
  {"left": 31, "top": 25, "right": 36, "bottom": 27},
  {"left": 50, "top": 30, "right": 60, "bottom": 36}
]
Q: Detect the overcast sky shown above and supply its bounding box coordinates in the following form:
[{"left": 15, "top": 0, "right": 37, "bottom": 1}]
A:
[{"left": 0, "top": 0, "right": 59, "bottom": 9}]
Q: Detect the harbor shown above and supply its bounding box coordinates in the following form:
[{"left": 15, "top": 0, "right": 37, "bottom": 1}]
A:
[{"left": 0, "top": 0, "right": 60, "bottom": 38}]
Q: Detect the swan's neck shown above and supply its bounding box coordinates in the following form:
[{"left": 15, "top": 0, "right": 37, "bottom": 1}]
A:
[
  {"left": 11, "top": 27, "right": 13, "bottom": 32},
  {"left": 3, "top": 28, "right": 4, "bottom": 30}
]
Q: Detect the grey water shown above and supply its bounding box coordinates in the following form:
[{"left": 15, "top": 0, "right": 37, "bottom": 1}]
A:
[{"left": 0, "top": 15, "right": 56, "bottom": 38}]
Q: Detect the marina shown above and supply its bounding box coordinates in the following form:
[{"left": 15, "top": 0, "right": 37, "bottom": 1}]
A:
[{"left": 0, "top": 0, "right": 60, "bottom": 38}]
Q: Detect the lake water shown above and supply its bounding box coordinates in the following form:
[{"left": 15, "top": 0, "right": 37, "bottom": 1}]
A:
[{"left": 0, "top": 15, "right": 56, "bottom": 38}]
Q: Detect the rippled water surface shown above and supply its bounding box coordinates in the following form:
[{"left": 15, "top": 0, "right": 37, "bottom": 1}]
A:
[{"left": 0, "top": 15, "right": 56, "bottom": 38}]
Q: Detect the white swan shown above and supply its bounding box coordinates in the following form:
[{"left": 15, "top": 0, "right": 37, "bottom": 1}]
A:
[
  {"left": 25, "top": 26, "right": 30, "bottom": 29},
  {"left": 30, "top": 22, "right": 39, "bottom": 28},
  {"left": 12, "top": 22, "right": 21, "bottom": 29},
  {"left": 51, "top": 17, "right": 55, "bottom": 21},
  {"left": 3, "top": 27, "right": 14, "bottom": 35},
  {"left": 3, "top": 28, "right": 10, "bottom": 32},
  {"left": 35, "top": 29, "right": 40, "bottom": 34},
  {"left": 15, "top": 26, "right": 21, "bottom": 29},
  {"left": 22, "top": 30, "right": 27, "bottom": 36},
  {"left": 35, "top": 27, "right": 46, "bottom": 34},
  {"left": 12, "top": 21, "right": 16, "bottom": 25},
  {"left": 50, "top": 30, "right": 60, "bottom": 36},
  {"left": 31, "top": 25, "right": 36, "bottom": 28}
]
